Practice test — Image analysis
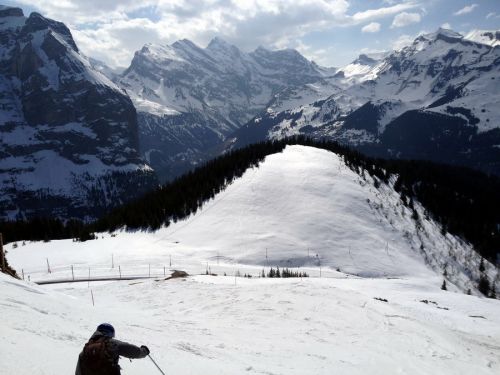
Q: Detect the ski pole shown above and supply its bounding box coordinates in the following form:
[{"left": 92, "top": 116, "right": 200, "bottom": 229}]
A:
[{"left": 148, "top": 354, "right": 166, "bottom": 375}]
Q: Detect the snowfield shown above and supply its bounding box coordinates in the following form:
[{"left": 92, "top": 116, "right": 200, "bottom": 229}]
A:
[
  {"left": 2, "top": 273, "right": 500, "bottom": 375},
  {"left": 3, "top": 145, "right": 500, "bottom": 374}
]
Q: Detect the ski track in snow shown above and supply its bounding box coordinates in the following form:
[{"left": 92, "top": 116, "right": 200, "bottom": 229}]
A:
[{"left": 3, "top": 145, "right": 500, "bottom": 374}]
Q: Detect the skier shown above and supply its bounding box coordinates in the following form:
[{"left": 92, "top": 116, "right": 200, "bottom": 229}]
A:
[{"left": 75, "top": 323, "right": 150, "bottom": 375}]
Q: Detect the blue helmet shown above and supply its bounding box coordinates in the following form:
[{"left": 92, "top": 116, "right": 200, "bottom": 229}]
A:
[{"left": 97, "top": 323, "right": 115, "bottom": 338}]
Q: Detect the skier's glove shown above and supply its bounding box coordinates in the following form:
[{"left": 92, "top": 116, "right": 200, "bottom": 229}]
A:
[{"left": 141, "top": 345, "right": 150, "bottom": 355}]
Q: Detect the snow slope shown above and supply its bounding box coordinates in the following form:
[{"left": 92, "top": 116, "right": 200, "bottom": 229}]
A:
[
  {"left": 465, "top": 30, "right": 500, "bottom": 47},
  {"left": 7, "top": 146, "right": 494, "bottom": 288},
  {"left": 2, "top": 271, "right": 500, "bottom": 375},
  {"left": 3, "top": 145, "right": 500, "bottom": 374}
]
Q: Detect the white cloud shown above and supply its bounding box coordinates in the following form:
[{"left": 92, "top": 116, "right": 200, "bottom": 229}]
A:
[
  {"left": 9, "top": 0, "right": 423, "bottom": 68},
  {"left": 454, "top": 4, "right": 478, "bottom": 16},
  {"left": 441, "top": 22, "right": 451, "bottom": 29},
  {"left": 391, "top": 12, "right": 421, "bottom": 28},
  {"left": 486, "top": 12, "right": 500, "bottom": 19},
  {"left": 352, "top": 2, "right": 418, "bottom": 23},
  {"left": 362, "top": 22, "right": 381, "bottom": 33}
]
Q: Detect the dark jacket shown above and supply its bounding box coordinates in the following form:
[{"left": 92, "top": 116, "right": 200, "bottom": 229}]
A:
[{"left": 75, "top": 331, "right": 148, "bottom": 375}]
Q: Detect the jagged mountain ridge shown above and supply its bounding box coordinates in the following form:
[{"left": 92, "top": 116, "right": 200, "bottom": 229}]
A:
[
  {"left": 465, "top": 29, "right": 500, "bottom": 47},
  {"left": 229, "top": 28, "right": 500, "bottom": 175},
  {"left": 118, "top": 37, "right": 333, "bottom": 181},
  {"left": 0, "top": 6, "right": 157, "bottom": 221}
]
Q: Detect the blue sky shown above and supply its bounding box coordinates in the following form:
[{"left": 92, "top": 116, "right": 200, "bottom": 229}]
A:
[{"left": 5, "top": 0, "right": 500, "bottom": 68}]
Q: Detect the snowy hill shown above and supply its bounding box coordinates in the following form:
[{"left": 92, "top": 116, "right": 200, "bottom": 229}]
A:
[
  {"left": 230, "top": 29, "right": 500, "bottom": 175},
  {"left": 0, "top": 6, "right": 157, "bottom": 220},
  {"left": 3, "top": 145, "right": 500, "bottom": 375},
  {"left": 7, "top": 146, "right": 498, "bottom": 295}
]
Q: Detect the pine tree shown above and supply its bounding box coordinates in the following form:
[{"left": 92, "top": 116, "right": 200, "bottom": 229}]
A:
[
  {"left": 441, "top": 280, "right": 447, "bottom": 291},
  {"left": 490, "top": 284, "right": 496, "bottom": 299},
  {"left": 479, "top": 257, "right": 485, "bottom": 273},
  {"left": 478, "top": 275, "right": 490, "bottom": 296}
]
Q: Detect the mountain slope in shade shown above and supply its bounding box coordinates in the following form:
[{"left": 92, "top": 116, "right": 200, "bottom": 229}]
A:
[
  {"left": 0, "top": 6, "right": 157, "bottom": 220},
  {"left": 229, "top": 29, "right": 500, "bottom": 175}
]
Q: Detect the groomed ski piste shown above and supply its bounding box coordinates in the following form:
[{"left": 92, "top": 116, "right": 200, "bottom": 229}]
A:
[{"left": 3, "top": 145, "right": 500, "bottom": 374}]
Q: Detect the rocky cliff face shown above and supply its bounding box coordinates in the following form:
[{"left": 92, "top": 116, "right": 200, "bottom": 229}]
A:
[{"left": 0, "top": 7, "right": 157, "bottom": 221}]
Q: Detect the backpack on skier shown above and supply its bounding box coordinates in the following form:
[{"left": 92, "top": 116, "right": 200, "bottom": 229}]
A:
[{"left": 80, "top": 336, "right": 119, "bottom": 375}]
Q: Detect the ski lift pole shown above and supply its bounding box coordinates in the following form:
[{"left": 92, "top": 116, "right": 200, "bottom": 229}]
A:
[{"left": 148, "top": 354, "right": 166, "bottom": 375}]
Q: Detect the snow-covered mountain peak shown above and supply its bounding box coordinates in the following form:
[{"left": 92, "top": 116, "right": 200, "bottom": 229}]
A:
[
  {"left": 171, "top": 38, "right": 207, "bottom": 56},
  {"left": 206, "top": 36, "right": 235, "bottom": 50},
  {"left": 423, "top": 28, "right": 464, "bottom": 41},
  {"left": 408, "top": 28, "right": 469, "bottom": 52},
  {"left": 339, "top": 52, "right": 385, "bottom": 81},
  {"left": 251, "top": 45, "right": 307, "bottom": 63},
  {"left": 353, "top": 54, "right": 378, "bottom": 66},
  {"left": 205, "top": 37, "right": 244, "bottom": 62},
  {"left": 24, "top": 11, "right": 79, "bottom": 52}
]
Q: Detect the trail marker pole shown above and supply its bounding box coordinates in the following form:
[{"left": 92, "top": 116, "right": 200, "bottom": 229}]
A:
[
  {"left": 91, "top": 289, "right": 95, "bottom": 306},
  {"left": 169, "top": 255, "right": 171, "bottom": 267},
  {"left": 22, "top": 269, "right": 24, "bottom": 280},
  {"left": 112, "top": 254, "right": 114, "bottom": 269},
  {"left": 88, "top": 268, "right": 90, "bottom": 288},
  {"left": 119, "top": 265, "right": 122, "bottom": 279},
  {"left": 163, "top": 266, "right": 166, "bottom": 277},
  {"left": 316, "top": 254, "right": 321, "bottom": 278},
  {"left": 46, "top": 258, "right": 51, "bottom": 274},
  {"left": 71, "top": 265, "right": 75, "bottom": 281}
]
